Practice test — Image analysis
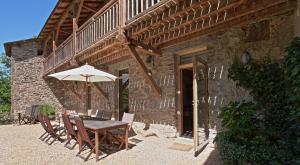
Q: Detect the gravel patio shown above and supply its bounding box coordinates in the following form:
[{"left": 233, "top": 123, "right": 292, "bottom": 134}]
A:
[{"left": 0, "top": 124, "right": 221, "bottom": 165}]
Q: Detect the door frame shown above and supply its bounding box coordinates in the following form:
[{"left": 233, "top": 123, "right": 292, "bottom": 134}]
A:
[
  {"left": 193, "top": 55, "right": 209, "bottom": 156},
  {"left": 175, "top": 51, "right": 209, "bottom": 137},
  {"left": 118, "top": 68, "right": 129, "bottom": 121}
]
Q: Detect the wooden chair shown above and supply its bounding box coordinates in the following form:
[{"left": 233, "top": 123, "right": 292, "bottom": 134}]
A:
[
  {"left": 95, "top": 110, "right": 103, "bottom": 119},
  {"left": 21, "top": 105, "right": 40, "bottom": 124},
  {"left": 108, "top": 112, "right": 135, "bottom": 149},
  {"left": 31, "top": 105, "right": 40, "bottom": 123},
  {"left": 38, "top": 113, "right": 50, "bottom": 141},
  {"left": 62, "top": 114, "right": 78, "bottom": 149},
  {"left": 102, "top": 111, "right": 112, "bottom": 120},
  {"left": 74, "top": 117, "right": 96, "bottom": 162},
  {"left": 43, "top": 114, "right": 65, "bottom": 145}
]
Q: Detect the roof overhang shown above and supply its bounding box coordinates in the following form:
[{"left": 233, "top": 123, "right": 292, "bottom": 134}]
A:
[{"left": 38, "top": 0, "right": 105, "bottom": 43}]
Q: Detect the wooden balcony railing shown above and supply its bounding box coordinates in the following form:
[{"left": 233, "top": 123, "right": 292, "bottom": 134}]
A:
[
  {"left": 125, "top": 0, "right": 163, "bottom": 22},
  {"left": 44, "top": 36, "right": 73, "bottom": 73},
  {"left": 44, "top": 52, "right": 54, "bottom": 72},
  {"left": 76, "top": 0, "right": 120, "bottom": 53},
  {"left": 55, "top": 36, "right": 73, "bottom": 65},
  {"left": 44, "top": 0, "right": 167, "bottom": 74}
]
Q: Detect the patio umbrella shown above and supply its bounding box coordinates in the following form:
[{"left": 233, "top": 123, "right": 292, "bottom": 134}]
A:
[{"left": 48, "top": 64, "right": 117, "bottom": 111}]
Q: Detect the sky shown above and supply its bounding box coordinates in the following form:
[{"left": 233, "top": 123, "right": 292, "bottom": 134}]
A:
[{"left": 0, "top": 0, "right": 58, "bottom": 54}]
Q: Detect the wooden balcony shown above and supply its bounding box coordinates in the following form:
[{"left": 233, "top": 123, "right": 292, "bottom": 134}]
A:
[
  {"left": 43, "top": 0, "right": 165, "bottom": 74},
  {"left": 44, "top": 0, "right": 295, "bottom": 75}
]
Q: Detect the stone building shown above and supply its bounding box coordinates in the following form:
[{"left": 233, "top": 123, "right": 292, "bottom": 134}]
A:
[{"left": 4, "top": 0, "right": 300, "bottom": 153}]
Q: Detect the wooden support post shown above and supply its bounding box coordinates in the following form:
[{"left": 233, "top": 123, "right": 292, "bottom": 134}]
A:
[
  {"left": 73, "top": 3, "right": 79, "bottom": 56},
  {"left": 76, "top": 0, "right": 85, "bottom": 21},
  {"left": 92, "top": 83, "right": 108, "bottom": 101},
  {"left": 61, "top": 81, "right": 82, "bottom": 102},
  {"left": 52, "top": 32, "right": 57, "bottom": 66},
  {"left": 119, "top": 0, "right": 126, "bottom": 27},
  {"left": 127, "top": 44, "right": 162, "bottom": 98}
]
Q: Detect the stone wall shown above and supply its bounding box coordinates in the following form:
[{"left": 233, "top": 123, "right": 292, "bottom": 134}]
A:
[
  {"left": 50, "top": 12, "right": 295, "bottom": 138},
  {"left": 10, "top": 39, "right": 64, "bottom": 116},
  {"left": 5, "top": 5, "right": 295, "bottom": 142},
  {"left": 162, "top": 12, "right": 294, "bottom": 139}
]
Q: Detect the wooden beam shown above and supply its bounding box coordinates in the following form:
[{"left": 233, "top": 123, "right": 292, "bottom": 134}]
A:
[
  {"left": 80, "top": 42, "right": 120, "bottom": 62},
  {"left": 155, "top": 0, "right": 293, "bottom": 48},
  {"left": 76, "top": 0, "right": 85, "bottom": 21},
  {"left": 61, "top": 81, "right": 83, "bottom": 101},
  {"left": 92, "top": 83, "right": 109, "bottom": 101},
  {"left": 136, "top": 47, "right": 160, "bottom": 56},
  {"left": 49, "top": 1, "right": 76, "bottom": 45},
  {"left": 127, "top": 44, "right": 162, "bottom": 98},
  {"left": 60, "top": 29, "right": 72, "bottom": 35},
  {"left": 176, "top": 45, "right": 208, "bottom": 56},
  {"left": 42, "top": 35, "right": 52, "bottom": 56},
  {"left": 82, "top": 4, "right": 97, "bottom": 13},
  {"left": 131, "top": 39, "right": 162, "bottom": 56}
]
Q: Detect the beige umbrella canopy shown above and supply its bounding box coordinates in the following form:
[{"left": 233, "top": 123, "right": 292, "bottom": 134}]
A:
[
  {"left": 48, "top": 64, "right": 117, "bottom": 82},
  {"left": 48, "top": 64, "right": 117, "bottom": 111}
]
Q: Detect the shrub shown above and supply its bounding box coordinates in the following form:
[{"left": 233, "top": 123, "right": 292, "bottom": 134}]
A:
[
  {"left": 215, "top": 37, "right": 300, "bottom": 164},
  {"left": 38, "top": 104, "right": 56, "bottom": 116}
]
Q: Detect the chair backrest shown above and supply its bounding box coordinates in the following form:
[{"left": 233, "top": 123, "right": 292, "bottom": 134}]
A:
[
  {"left": 96, "top": 110, "right": 103, "bottom": 118},
  {"left": 102, "top": 111, "right": 112, "bottom": 120},
  {"left": 62, "top": 114, "right": 76, "bottom": 137},
  {"left": 74, "top": 117, "right": 94, "bottom": 147},
  {"left": 121, "top": 113, "right": 135, "bottom": 130},
  {"left": 38, "top": 113, "right": 49, "bottom": 133},
  {"left": 43, "top": 115, "right": 55, "bottom": 133},
  {"left": 31, "top": 105, "right": 40, "bottom": 120},
  {"left": 90, "top": 109, "right": 98, "bottom": 117}
]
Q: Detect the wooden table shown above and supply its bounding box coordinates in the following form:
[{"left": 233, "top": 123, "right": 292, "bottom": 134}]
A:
[{"left": 70, "top": 119, "right": 129, "bottom": 161}]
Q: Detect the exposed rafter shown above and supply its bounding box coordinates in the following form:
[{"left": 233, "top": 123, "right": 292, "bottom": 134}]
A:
[
  {"left": 76, "top": 0, "right": 85, "bottom": 21},
  {"left": 82, "top": 4, "right": 97, "bottom": 13}
]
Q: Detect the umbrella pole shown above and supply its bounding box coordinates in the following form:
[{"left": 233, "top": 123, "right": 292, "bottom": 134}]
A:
[{"left": 86, "top": 76, "right": 88, "bottom": 113}]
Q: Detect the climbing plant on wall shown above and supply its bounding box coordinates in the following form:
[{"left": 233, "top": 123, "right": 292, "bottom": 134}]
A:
[{"left": 215, "top": 37, "right": 300, "bottom": 164}]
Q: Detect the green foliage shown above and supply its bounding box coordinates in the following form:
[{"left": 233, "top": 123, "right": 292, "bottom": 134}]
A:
[
  {"left": 38, "top": 104, "right": 56, "bottom": 116},
  {"left": 0, "top": 53, "right": 11, "bottom": 124},
  {"left": 215, "top": 37, "right": 300, "bottom": 164},
  {"left": 0, "top": 53, "right": 11, "bottom": 76}
]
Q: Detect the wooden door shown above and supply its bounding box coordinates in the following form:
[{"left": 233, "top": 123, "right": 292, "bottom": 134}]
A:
[{"left": 192, "top": 56, "right": 209, "bottom": 156}]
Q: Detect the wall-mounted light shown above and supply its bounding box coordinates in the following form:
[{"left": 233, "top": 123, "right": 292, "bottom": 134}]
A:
[
  {"left": 146, "top": 55, "right": 153, "bottom": 64},
  {"left": 240, "top": 51, "right": 251, "bottom": 65}
]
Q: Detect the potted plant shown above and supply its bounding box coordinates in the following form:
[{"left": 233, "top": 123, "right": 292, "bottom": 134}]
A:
[{"left": 38, "top": 104, "right": 56, "bottom": 120}]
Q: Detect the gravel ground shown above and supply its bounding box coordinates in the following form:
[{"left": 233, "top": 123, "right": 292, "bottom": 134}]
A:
[{"left": 0, "top": 124, "right": 222, "bottom": 165}]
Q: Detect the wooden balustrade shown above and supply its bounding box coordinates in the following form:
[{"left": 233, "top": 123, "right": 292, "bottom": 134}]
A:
[
  {"left": 44, "top": 0, "right": 167, "bottom": 74},
  {"left": 44, "top": 52, "right": 54, "bottom": 72},
  {"left": 125, "top": 0, "right": 163, "bottom": 21},
  {"left": 76, "top": 1, "right": 120, "bottom": 53},
  {"left": 55, "top": 36, "right": 73, "bottom": 65}
]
